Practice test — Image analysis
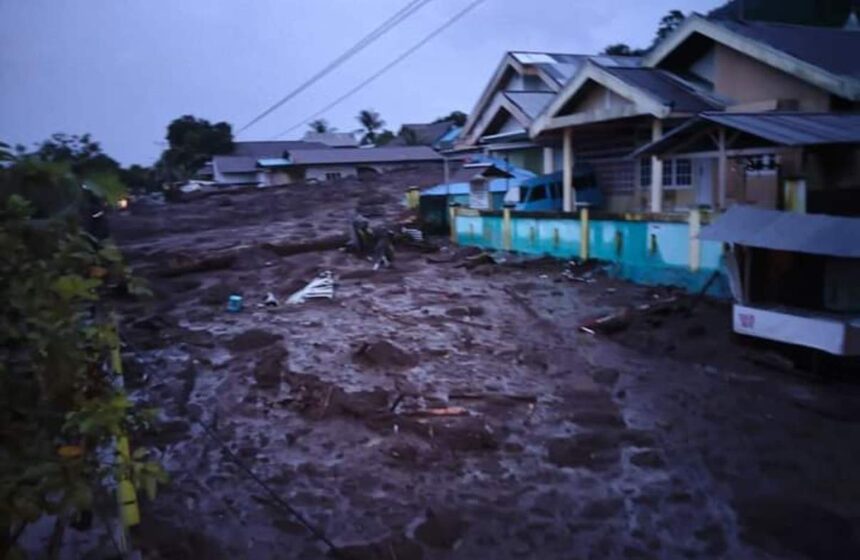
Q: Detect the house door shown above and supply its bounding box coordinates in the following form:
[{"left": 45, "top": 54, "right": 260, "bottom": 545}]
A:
[{"left": 694, "top": 159, "right": 714, "bottom": 207}]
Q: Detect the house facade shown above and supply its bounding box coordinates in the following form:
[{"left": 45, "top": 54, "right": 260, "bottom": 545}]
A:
[{"left": 459, "top": 14, "right": 860, "bottom": 215}]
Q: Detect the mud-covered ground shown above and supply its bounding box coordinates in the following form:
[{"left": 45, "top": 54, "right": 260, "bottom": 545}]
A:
[{"left": 97, "top": 170, "right": 860, "bottom": 559}]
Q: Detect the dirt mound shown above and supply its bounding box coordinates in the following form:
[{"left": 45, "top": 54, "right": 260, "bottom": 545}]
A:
[
  {"left": 353, "top": 340, "right": 418, "bottom": 369},
  {"left": 225, "top": 329, "right": 282, "bottom": 352}
]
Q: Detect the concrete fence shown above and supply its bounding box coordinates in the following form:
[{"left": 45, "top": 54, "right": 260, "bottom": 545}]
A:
[{"left": 450, "top": 206, "right": 729, "bottom": 296}]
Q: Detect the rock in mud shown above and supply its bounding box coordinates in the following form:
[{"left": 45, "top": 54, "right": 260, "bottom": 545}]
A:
[
  {"left": 225, "top": 329, "right": 282, "bottom": 352},
  {"left": 254, "top": 346, "right": 288, "bottom": 388},
  {"left": 414, "top": 508, "right": 467, "bottom": 549},
  {"left": 337, "top": 535, "right": 424, "bottom": 560},
  {"left": 592, "top": 367, "right": 620, "bottom": 386},
  {"left": 630, "top": 450, "right": 665, "bottom": 469},
  {"left": 353, "top": 340, "right": 418, "bottom": 369}
]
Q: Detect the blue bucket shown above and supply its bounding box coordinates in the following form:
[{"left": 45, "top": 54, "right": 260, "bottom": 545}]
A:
[{"left": 227, "top": 294, "right": 243, "bottom": 313}]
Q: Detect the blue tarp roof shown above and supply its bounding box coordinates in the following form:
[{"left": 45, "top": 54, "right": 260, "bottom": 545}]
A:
[{"left": 420, "top": 156, "right": 535, "bottom": 197}]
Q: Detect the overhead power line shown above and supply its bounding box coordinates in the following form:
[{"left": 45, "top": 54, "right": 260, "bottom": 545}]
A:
[
  {"left": 274, "top": 0, "right": 486, "bottom": 140},
  {"left": 237, "top": 0, "right": 434, "bottom": 135}
]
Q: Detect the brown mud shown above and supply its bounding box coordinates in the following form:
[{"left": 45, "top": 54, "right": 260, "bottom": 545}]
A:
[{"left": 103, "top": 170, "right": 860, "bottom": 559}]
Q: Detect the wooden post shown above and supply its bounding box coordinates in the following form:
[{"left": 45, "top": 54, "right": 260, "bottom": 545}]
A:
[
  {"left": 579, "top": 206, "right": 590, "bottom": 261},
  {"left": 543, "top": 146, "right": 554, "bottom": 174},
  {"left": 689, "top": 208, "right": 701, "bottom": 272},
  {"left": 449, "top": 206, "right": 458, "bottom": 243},
  {"left": 563, "top": 128, "right": 574, "bottom": 213},
  {"left": 502, "top": 207, "right": 512, "bottom": 251},
  {"left": 650, "top": 119, "right": 663, "bottom": 213}
]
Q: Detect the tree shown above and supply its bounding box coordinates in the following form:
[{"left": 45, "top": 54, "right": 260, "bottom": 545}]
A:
[
  {"left": 602, "top": 43, "right": 645, "bottom": 56},
  {"left": 434, "top": 111, "right": 467, "bottom": 127},
  {"left": 375, "top": 130, "right": 396, "bottom": 146},
  {"left": 157, "top": 115, "right": 233, "bottom": 181},
  {"left": 34, "top": 133, "right": 121, "bottom": 179},
  {"left": 308, "top": 119, "right": 332, "bottom": 133},
  {"left": 654, "top": 9, "right": 685, "bottom": 44},
  {"left": 356, "top": 109, "right": 385, "bottom": 145}
]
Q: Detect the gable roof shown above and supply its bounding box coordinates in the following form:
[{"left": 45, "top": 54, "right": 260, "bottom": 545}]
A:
[
  {"left": 503, "top": 91, "right": 557, "bottom": 120},
  {"left": 232, "top": 140, "right": 328, "bottom": 158},
  {"left": 644, "top": 14, "right": 860, "bottom": 100},
  {"left": 531, "top": 61, "right": 722, "bottom": 135},
  {"left": 461, "top": 51, "right": 640, "bottom": 144},
  {"left": 213, "top": 156, "right": 258, "bottom": 174},
  {"left": 390, "top": 121, "right": 454, "bottom": 146},
  {"left": 283, "top": 146, "right": 441, "bottom": 166}
]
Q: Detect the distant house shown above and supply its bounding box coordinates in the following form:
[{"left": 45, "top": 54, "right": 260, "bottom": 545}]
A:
[
  {"left": 302, "top": 131, "right": 360, "bottom": 148},
  {"left": 389, "top": 120, "right": 458, "bottom": 150},
  {"left": 210, "top": 140, "right": 328, "bottom": 186},
  {"left": 255, "top": 146, "right": 443, "bottom": 186}
]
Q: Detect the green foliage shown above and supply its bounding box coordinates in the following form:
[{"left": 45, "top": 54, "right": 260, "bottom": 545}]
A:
[
  {"left": 308, "top": 119, "right": 332, "bottom": 133},
  {"left": 157, "top": 115, "right": 233, "bottom": 181},
  {"left": 357, "top": 109, "right": 385, "bottom": 145},
  {"left": 0, "top": 158, "right": 79, "bottom": 218},
  {"left": 433, "top": 111, "right": 467, "bottom": 127},
  {"left": 374, "top": 130, "right": 396, "bottom": 146},
  {"left": 0, "top": 195, "right": 162, "bottom": 555},
  {"left": 34, "top": 133, "right": 121, "bottom": 179},
  {"left": 602, "top": 43, "right": 645, "bottom": 56}
]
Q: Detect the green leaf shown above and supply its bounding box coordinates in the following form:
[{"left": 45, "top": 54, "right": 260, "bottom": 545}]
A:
[{"left": 51, "top": 275, "right": 101, "bottom": 301}]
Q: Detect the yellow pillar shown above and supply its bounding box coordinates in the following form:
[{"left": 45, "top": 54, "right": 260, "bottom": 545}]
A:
[
  {"left": 717, "top": 126, "right": 728, "bottom": 209},
  {"left": 563, "top": 128, "right": 574, "bottom": 213},
  {"left": 502, "top": 207, "right": 512, "bottom": 251},
  {"left": 406, "top": 186, "right": 420, "bottom": 209},
  {"left": 579, "top": 206, "right": 590, "bottom": 261},
  {"left": 449, "top": 206, "right": 458, "bottom": 243},
  {"left": 689, "top": 208, "right": 701, "bottom": 272},
  {"left": 650, "top": 119, "right": 664, "bottom": 213}
]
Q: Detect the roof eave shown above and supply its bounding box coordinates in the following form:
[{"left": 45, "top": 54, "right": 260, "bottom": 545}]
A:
[{"left": 644, "top": 14, "right": 860, "bottom": 101}]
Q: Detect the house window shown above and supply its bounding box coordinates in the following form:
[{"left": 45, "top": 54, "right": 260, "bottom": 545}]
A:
[
  {"left": 660, "top": 158, "right": 693, "bottom": 189},
  {"left": 640, "top": 158, "right": 651, "bottom": 187},
  {"left": 325, "top": 172, "right": 342, "bottom": 181},
  {"left": 662, "top": 160, "right": 673, "bottom": 186},
  {"left": 675, "top": 159, "right": 692, "bottom": 186}
]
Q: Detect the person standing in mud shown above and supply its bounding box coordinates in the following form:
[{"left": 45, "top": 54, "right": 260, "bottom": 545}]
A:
[
  {"left": 372, "top": 226, "right": 394, "bottom": 270},
  {"left": 349, "top": 214, "right": 372, "bottom": 254}
]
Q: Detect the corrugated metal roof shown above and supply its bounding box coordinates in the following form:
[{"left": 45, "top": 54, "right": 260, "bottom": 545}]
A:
[
  {"left": 389, "top": 121, "right": 454, "bottom": 146},
  {"left": 700, "top": 205, "right": 860, "bottom": 258},
  {"left": 232, "top": 141, "right": 328, "bottom": 158},
  {"left": 715, "top": 19, "right": 860, "bottom": 79},
  {"left": 700, "top": 112, "right": 860, "bottom": 145},
  {"left": 302, "top": 132, "right": 359, "bottom": 148},
  {"left": 604, "top": 67, "right": 724, "bottom": 112},
  {"left": 421, "top": 157, "right": 535, "bottom": 196},
  {"left": 213, "top": 156, "right": 258, "bottom": 173},
  {"left": 632, "top": 112, "right": 860, "bottom": 157},
  {"left": 503, "top": 91, "right": 556, "bottom": 120},
  {"left": 288, "top": 146, "right": 441, "bottom": 165}
]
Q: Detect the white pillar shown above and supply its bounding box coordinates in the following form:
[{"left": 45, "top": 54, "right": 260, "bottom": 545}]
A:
[
  {"left": 650, "top": 119, "right": 663, "bottom": 213},
  {"left": 562, "top": 128, "right": 574, "bottom": 212},
  {"left": 543, "top": 146, "right": 554, "bottom": 174},
  {"left": 717, "top": 126, "right": 728, "bottom": 209}
]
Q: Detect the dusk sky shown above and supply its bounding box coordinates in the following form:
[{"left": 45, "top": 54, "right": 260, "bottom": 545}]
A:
[{"left": 0, "top": 0, "right": 721, "bottom": 165}]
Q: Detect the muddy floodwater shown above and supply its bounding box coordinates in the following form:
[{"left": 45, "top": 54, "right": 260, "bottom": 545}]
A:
[{"left": 97, "top": 171, "right": 860, "bottom": 559}]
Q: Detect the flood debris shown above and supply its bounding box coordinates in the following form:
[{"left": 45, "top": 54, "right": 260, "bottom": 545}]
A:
[
  {"left": 286, "top": 271, "right": 335, "bottom": 304},
  {"left": 353, "top": 340, "right": 418, "bottom": 369},
  {"left": 414, "top": 509, "right": 468, "bottom": 550}
]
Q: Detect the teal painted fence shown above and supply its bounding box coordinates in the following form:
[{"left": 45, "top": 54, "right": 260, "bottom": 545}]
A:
[{"left": 454, "top": 210, "right": 728, "bottom": 296}]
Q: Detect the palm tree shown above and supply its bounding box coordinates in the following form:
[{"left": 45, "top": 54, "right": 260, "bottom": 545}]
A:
[
  {"left": 308, "top": 119, "right": 331, "bottom": 134},
  {"left": 357, "top": 109, "right": 385, "bottom": 145}
]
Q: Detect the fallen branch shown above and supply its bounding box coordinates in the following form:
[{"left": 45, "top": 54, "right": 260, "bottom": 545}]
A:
[{"left": 448, "top": 392, "right": 537, "bottom": 403}]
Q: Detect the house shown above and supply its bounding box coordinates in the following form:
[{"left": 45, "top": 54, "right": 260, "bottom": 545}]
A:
[
  {"left": 458, "top": 51, "right": 641, "bottom": 174},
  {"left": 389, "top": 120, "right": 458, "bottom": 150},
  {"left": 211, "top": 140, "right": 329, "bottom": 185},
  {"left": 700, "top": 205, "right": 860, "bottom": 355},
  {"left": 302, "top": 131, "right": 360, "bottom": 148},
  {"left": 255, "top": 146, "right": 443, "bottom": 186},
  {"left": 529, "top": 14, "right": 860, "bottom": 213}
]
